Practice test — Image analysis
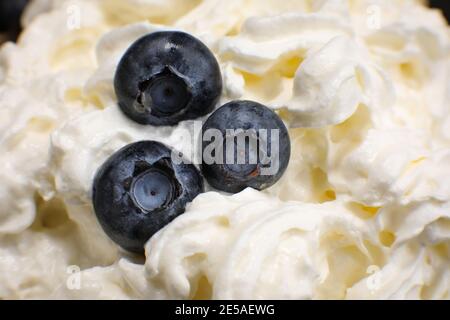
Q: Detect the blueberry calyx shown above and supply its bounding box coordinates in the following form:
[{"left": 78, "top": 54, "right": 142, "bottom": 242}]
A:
[
  {"left": 136, "top": 66, "right": 192, "bottom": 118},
  {"left": 130, "top": 159, "right": 182, "bottom": 212}
]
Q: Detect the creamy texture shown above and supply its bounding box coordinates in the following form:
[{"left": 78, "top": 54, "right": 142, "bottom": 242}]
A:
[{"left": 0, "top": 0, "right": 449, "bottom": 299}]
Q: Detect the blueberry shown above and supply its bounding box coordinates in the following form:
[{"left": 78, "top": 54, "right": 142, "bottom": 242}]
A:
[
  {"left": 0, "top": 0, "right": 28, "bottom": 40},
  {"left": 114, "top": 31, "right": 222, "bottom": 126},
  {"left": 92, "top": 141, "right": 204, "bottom": 253},
  {"left": 201, "top": 100, "right": 291, "bottom": 193}
]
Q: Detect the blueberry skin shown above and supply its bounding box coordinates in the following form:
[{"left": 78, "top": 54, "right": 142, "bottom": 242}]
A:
[
  {"left": 201, "top": 100, "right": 291, "bottom": 193},
  {"left": 114, "top": 31, "right": 222, "bottom": 126},
  {"left": 93, "top": 141, "right": 204, "bottom": 253}
]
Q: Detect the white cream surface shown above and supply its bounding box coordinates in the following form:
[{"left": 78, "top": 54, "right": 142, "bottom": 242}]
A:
[{"left": 0, "top": 0, "right": 449, "bottom": 299}]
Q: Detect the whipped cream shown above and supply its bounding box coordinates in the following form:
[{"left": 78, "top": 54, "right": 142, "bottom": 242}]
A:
[{"left": 0, "top": 0, "right": 449, "bottom": 299}]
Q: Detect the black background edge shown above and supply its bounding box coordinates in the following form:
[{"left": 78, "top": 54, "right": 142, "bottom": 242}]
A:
[
  {"left": 0, "top": 300, "right": 446, "bottom": 319},
  {"left": 429, "top": 0, "right": 450, "bottom": 21}
]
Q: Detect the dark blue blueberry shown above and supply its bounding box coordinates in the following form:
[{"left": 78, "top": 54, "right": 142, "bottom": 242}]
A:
[
  {"left": 93, "top": 141, "right": 204, "bottom": 253},
  {"left": 114, "top": 31, "right": 222, "bottom": 126},
  {"left": 0, "top": 0, "right": 28, "bottom": 40},
  {"left": 201, "top": 100, "right": 291, "bottom": 193}
]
